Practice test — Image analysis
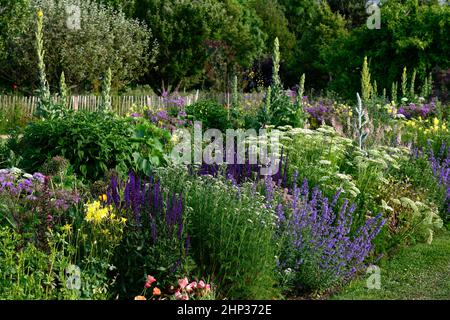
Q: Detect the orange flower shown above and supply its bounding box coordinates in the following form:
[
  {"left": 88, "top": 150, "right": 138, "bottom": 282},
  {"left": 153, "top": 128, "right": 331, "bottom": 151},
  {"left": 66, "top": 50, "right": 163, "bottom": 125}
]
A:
[
  {"left": 153, "top": 287, "right": 161, "bottom": 296},
  {"left": 134, "top": 295, "right": 146, "bottom": 300}
]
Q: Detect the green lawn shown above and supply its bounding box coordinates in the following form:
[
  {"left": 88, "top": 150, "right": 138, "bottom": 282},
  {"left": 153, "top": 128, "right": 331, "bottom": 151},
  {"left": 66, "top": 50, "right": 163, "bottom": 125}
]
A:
[{"left": 331, "top": 231, "right": 450, "bottom": 300}]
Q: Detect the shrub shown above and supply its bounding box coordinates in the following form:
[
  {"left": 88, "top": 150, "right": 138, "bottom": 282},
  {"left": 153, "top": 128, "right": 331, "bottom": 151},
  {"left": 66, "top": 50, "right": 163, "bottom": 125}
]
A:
[
  {"left": 185, "top": 100, "right": 231, "bottom": 131},
  {"left": 2, "top": 0, "right": 154, "bottom": 92},
  {"left": 12, "top": 111, "right": 170, "bottom": 181}
]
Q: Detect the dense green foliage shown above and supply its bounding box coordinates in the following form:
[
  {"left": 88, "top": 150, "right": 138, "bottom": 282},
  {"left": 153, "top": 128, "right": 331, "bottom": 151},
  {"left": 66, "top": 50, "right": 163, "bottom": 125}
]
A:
[
  {"left": 134, "top": 0, "right": 266, "bottom": 91},
  {"left": 186, "top": 100, "right": 232, "bottom": 132},
  {"left": 11, "top": 112, "right": 170, "bottom": 180},
  {"left": 1, "top": 0, "right": 448, "bottom": 98},
  {"left": 0, "top": 0, "right": 153, "bottom": 94}
]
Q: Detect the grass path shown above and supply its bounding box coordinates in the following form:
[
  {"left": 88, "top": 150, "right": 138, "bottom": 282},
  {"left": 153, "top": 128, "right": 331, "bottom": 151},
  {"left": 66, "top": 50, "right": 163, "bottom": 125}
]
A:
[{"left": 331, "top": 231, "right": 450, "bottom": 300}]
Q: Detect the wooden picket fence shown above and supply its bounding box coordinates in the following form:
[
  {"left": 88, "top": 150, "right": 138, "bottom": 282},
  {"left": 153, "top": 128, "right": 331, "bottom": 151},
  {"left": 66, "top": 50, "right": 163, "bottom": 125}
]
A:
[
  {"left": 0, "top": 92, "right": 269, "bottom": 118},
  {"left": 0, "top": 94, "right": 199, "bottom": 117}
]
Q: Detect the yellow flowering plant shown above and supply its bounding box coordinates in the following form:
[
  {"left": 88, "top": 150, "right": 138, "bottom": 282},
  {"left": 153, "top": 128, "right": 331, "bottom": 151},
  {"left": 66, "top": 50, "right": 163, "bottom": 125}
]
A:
[
  {"left": 402, "top": 116, "right": 449, "bottom": 152},
  {"left": 77, "top": 199, "right": 127, "bottom": 268}
]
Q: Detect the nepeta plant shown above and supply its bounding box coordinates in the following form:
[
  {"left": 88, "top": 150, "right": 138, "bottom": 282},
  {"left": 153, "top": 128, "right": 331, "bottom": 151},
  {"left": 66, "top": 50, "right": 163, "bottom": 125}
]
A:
[
  {"left": 276, "top": 175, "right": 385, "bottom": 293},
  {"left": 428, "top": 144, "right": 450, "bottom": 221}
]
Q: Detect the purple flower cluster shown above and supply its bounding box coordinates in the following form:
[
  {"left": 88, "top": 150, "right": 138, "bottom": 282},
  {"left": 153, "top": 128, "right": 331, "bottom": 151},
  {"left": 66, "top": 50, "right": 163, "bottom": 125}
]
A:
[
  {"left": 272, "top": 172, "right": 385, "bottom": 290},
  {"left": 305, "top": 98, "right": 334, "bottom": 123},
  {"left": 146, "top": 108, "right": 191, "bottom": 131},
  {"left": 197, "top": 147, "right": 289, "bottom": 186},
  {"left": 0, "top": 170, "right": 37, "bottom": 196},
  {"left": 107, "top": 171, "right": 187, "bottom": 244},
  {"left": 428, "top": 144, "right": 450, "bottom": 219},
  {"left": 161, "top": 91, "right": 187, "bottom": 108},
  {"left": 397, "top": 101, "right": 436, "bottom": 119},
  {"left": 0, "top": 170, "right": 79, "bottom": 211},
  {"left": 0, "top": 169, "right": 80, "bottom": 232}
]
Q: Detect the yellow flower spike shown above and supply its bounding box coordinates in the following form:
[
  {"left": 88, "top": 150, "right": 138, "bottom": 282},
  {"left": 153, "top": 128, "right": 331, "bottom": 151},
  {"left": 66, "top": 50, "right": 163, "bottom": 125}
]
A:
[{"left": 37, "top": 9, "right": 43, "bottom": 18}]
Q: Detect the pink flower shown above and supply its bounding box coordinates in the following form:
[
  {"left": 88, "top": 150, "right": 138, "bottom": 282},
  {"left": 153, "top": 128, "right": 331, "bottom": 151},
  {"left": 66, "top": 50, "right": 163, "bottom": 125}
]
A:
[
  {"left": 197, "top": 280, "right": 206, "bottom": 289},
  {"left": 147, "top": 275, "right": 156, "bottom": 284},
  {"left": 181, "top": 294, "right": 189, "bottom": 300},
  {"left": 175, "top": 290, "right": 183, "bottom": 300},
  {"left": 189, "top": 281, "right": 197, "bottom": 289},
  {"left": 205, "top": 284, "right": 211, "bottom": 292},
  {"left": 185, "top": 284, "right": 193, "bottom": 293},
  {"left": 178, "top": 277, "right": 189, "bottom": 289},
  {"left": 145, "top": 282, "right": 151, "bottom": 289}
]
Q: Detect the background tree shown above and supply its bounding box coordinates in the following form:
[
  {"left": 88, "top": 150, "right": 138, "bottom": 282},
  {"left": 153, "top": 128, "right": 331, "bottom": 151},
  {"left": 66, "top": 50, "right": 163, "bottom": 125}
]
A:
[
  {"left": 323, "top": 0, "right": 450, "bottom": 99},
  {"left": 0, "top": 0, "right": 154, "bottom": 94},
  {"left": 327, "top": 0, "right": 367, "bottom": 28},
  {"left": 134, "top": 0, "right": 266, "bottom": 92}
]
